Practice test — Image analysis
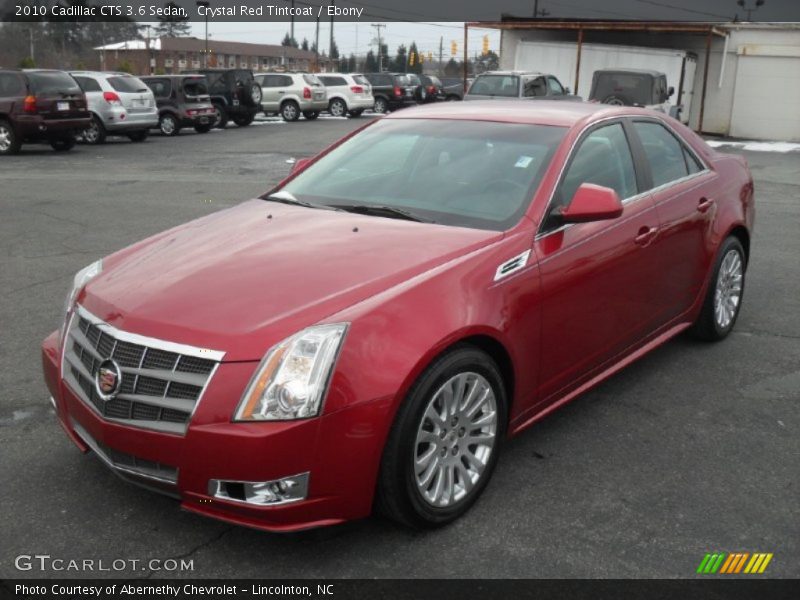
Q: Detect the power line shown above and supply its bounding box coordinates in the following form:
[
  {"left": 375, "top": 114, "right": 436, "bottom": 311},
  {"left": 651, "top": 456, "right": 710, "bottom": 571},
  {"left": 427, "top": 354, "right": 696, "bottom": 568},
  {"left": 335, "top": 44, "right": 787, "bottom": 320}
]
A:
[{"left": 631, "top": 0, "right": 733, "bottom": 19}]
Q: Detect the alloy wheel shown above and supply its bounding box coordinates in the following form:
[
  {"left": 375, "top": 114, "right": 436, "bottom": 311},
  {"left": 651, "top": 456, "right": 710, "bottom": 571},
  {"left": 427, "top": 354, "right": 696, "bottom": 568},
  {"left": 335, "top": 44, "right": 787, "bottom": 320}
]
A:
[
  {"left": 282, "top": 103, "right": 298, "bottom": 121},
  {"left": 414, "top": 372, "right": 498, "bottom": 508},
  {"left": 84, "top": 120, "right": 100, "bottom": 143},
  {"left": 714, "top": 249, "right": 743, "bottom": 329},
  {"left": 0, "top": 125, "right": 10, "bottom": 152},
  {"left": 160, "top": 115, "right": 176, "bottom": 135},
  {"left": 330, "top": 99, "right": 346, "bottom": 117}
]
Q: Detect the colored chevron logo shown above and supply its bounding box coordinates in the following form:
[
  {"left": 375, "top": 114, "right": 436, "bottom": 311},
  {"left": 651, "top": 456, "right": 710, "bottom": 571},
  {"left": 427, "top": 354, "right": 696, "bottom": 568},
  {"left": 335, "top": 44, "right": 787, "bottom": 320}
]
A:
[{"left": 697, "top": 552, "right": 773, "bottom": 574}]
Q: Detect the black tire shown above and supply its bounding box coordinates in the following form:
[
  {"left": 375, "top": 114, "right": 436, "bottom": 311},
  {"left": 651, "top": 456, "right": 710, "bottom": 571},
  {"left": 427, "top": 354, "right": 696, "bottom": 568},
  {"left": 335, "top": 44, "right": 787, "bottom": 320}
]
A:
[
  {"left": 127, "top": 130, "right": 148, "bottom": 143},
  {"left": 376, "top": 345, "right": 507, "bottom": 528},
  {"left": 159, "top": 113, "right": 181, "bottom": 136},
  {"left": 348, "top": 109, "right": 364, "bottom": 117},
  {"left": 232, "top": 113, "right": 255, "bottom": 127},
  {"left": 280, "top": 100, "right": 300, "bottom": 122},
  {"left": 212, "top": 104, "right": 228, "bottom": 129},
  {"left": 690, "top": 236, "right": 747, "bottom": 342},
  {"left": 50, "top": 137, "right": 75, "bottom": 152},
  {"left": 302, "top": 111, "right": 320, "bottom": 120},
  {"left": 328, "top": 97, "right": 347, "bottom": 118},
  {"left": 194, "top": 123, "right": 212, "bottom": 134},
  {"left": 82, "top": 115, "right": 106, "bottom": 144},
  {"left": 373, "top": 97, "right": 388, "bottom": 114},
  {"left": 602, "top": 94, "right": 631, "bottom": 106},
  {"left": 0, "top": 119, "right": 21, "bottom": 155}
]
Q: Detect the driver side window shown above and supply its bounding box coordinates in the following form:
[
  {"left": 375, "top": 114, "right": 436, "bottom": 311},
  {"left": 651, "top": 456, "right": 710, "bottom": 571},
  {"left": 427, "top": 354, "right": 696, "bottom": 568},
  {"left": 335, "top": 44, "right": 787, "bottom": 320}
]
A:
[{"left": 544, "top": 122, "right": 638, "bottom": 232}]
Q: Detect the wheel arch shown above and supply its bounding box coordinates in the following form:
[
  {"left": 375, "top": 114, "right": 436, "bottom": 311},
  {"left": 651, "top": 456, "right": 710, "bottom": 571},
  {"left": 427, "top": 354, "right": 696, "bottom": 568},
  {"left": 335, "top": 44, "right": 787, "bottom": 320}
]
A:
[{"left": 727, "top": 224, "right": 750, "bottom": 266}]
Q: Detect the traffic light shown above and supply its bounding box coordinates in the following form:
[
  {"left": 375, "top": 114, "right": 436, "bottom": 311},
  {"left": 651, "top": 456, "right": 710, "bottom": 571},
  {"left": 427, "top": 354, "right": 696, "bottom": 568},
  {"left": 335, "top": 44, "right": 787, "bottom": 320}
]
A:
[
  {"left": 427, "top": 51, "right": 433, "bottom": 62},
  {"left": 409, "top": 52, "right": 415, "bottom": 66},
  {"left": 419, "top": 52, "right": 425, "bottom": 64},
  {"left": 482, "top": 35, "right": 490, "bottom": 55},
  {"left": 450, "top": 40, "right": 457, "bottom": 56}
]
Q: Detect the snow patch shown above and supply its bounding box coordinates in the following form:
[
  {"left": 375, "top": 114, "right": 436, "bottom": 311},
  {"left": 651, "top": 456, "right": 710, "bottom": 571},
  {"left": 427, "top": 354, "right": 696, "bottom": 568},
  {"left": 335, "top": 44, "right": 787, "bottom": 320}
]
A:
[{"left": 706, "top": 140, "right": 800, "bottom": 153}]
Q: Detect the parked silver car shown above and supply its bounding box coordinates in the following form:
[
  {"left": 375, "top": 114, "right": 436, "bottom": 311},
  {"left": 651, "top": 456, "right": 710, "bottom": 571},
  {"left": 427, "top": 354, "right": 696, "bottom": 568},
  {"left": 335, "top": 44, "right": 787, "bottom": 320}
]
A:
[
  {"left": 254, "top": 72, "right": 327, "bottom": 121},
  {"left": 70, "top": 71, "right": 158, "bottom": 143},
  {"left": 317, "top": 73, "right": 374, "bottom": 117}
]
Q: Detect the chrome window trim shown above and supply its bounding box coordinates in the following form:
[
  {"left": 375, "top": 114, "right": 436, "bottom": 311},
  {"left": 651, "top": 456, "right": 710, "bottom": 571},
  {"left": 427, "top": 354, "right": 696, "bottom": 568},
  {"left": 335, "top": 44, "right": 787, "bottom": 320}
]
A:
[
  {"left": 74, "top": 305, "right": 225, "bottom": 362},
  {"left": 535, "top": 113, "right": 712, "bottom": 242}
]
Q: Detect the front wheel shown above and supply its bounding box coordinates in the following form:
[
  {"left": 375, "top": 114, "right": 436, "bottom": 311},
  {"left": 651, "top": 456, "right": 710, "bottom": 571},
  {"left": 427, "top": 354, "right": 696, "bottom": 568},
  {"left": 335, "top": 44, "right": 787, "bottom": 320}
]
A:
[
  {"left": 212, "top": 104, "right": 228, "bottom": 129},
  {"left": 690, "top": 236, "right": 746, "bottom": 341},
  {"left": 281, "top": 101, "right": 300, "bottom": 122},
  {"left": 50, "top": 137, "right": 75, "bottom": 152},
  {"left": 373, "top": 97, "right": 388, "bottom": 114},
  {"left": 127, "top": 130, "right": 148, "bottom": 143},
  {"left": 376, "top": 346, "right": 506, "bottom": 528},
  {"left": 159, "top": 113, "right": 180, "bottom": 136}
]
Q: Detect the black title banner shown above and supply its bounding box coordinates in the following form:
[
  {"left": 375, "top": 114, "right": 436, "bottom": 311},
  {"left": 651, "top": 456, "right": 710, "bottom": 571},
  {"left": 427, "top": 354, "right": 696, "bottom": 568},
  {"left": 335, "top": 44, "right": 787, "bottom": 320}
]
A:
[{"left": 2, "top": 0, "right": 800, "bottom": 23}]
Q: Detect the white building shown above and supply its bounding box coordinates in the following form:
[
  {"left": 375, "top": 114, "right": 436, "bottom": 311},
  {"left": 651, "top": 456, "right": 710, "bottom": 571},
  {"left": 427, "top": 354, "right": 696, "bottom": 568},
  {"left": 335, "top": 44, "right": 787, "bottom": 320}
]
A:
[{"left": 485, "top": 21, "right": 800, "bottom": 141}]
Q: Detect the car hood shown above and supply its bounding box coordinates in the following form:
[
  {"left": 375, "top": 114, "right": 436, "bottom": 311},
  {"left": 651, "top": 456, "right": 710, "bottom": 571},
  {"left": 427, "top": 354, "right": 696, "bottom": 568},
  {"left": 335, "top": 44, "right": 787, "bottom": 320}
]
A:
[{"left": 81, "top": 199, "right": 501, "bottom": 361}]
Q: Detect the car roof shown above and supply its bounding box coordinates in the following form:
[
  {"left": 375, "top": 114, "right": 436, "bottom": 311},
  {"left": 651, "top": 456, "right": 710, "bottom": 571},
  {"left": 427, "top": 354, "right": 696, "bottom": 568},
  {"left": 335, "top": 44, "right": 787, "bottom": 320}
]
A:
[
  {"left": 385, "top": 99, "right": 640, "bottom": 128},
  {"left": 478, "top": 71, "right": 545, "bottom": 76},
  {"left": 594, "top": 68, "right": 664, "bottom": 77}
]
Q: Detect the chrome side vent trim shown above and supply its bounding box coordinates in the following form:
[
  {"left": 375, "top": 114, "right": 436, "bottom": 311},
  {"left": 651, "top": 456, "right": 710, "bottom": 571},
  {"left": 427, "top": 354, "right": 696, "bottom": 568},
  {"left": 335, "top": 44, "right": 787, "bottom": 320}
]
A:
[{"left": 494, "top": 250, "right": 531, "bottom": 282}]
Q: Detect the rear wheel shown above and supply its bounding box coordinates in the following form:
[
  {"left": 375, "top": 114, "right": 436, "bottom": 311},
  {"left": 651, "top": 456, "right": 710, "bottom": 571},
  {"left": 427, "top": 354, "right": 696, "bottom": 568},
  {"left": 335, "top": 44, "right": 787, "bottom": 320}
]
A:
[
  {"left": 302, "top": 111, "right": 320, "bottom": 120},
  {"left": 0, "top": 119, "right": 20, "bottom": 155},
  {"left": 127, "top": 130, "right": 148, "bottom": 143},
  {"left": 82, "top": 115, "right": 106, "bottom": 144},
  {"left": 159, "top": 113, "right": 180, "bottom": 136},
  {"left": 281, "top": 101, "right": 300, "bottom": 122},
  {"left": 328, "top": 98, "right": 347, "bottom": 117},
  {"left": 194, "top": 123, "right": 212, "bottom": 134},
  {"left": 376, "top": 345, "right": 506, "bottom": 528},
  {"left": 50, "top": 137, "right": 75, "bottom": 152},
  {"left": 373, "top": 97, "right": 388, "bottom": 114},
  {"left": 212, "top": 104, "right": 228, "bottom": 129},
  {"left": 690, "top": 236, "right": 746, "bottom": 341},
  {"left": 232, "top": 113, "right": 255, "bottom": 127}
]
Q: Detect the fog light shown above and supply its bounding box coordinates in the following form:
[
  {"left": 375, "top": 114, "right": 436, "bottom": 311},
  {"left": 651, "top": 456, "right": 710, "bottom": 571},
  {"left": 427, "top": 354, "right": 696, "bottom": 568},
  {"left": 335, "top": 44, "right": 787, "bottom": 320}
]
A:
[{"left": 209, "top": 472, "right": 309, "bottom": 506}]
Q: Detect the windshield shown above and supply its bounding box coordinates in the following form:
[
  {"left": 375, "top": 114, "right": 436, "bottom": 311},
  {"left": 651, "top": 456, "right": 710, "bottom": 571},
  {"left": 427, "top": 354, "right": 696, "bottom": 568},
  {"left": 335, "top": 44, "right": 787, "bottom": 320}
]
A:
[
  {"left": 468, "top": 75, "right": 520, "bottom": 97},
  {"left": 27, "top": 71, "right": 81, "bottom": 95},
  {"left": 276, "top": 119, "right": 566, "bottom": 231},
  {"left": 590, "top": 73, "right": 654, "bottom": 105}
]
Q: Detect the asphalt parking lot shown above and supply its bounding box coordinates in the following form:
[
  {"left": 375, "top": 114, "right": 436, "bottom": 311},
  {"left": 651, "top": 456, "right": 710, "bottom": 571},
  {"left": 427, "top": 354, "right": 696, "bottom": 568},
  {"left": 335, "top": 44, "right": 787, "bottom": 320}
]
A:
[{"left": 0, "top": 116, "right": 797, "bottom": 579}]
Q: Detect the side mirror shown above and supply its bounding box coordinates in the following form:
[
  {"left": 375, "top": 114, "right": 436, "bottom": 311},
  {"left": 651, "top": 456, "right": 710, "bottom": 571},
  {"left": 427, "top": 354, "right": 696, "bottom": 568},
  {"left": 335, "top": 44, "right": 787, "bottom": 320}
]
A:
[
  {"left": 564, "top": 87, "right": 571, "bottom": 95},
  {"left": 668, "top": 86, "right": 675, "bottom": 98},
  {"left": 560, "top": 183, "right": 623, "bottom": 223},
  {"left": 287, "top": 157, "right": 311, "bottom": 174}
]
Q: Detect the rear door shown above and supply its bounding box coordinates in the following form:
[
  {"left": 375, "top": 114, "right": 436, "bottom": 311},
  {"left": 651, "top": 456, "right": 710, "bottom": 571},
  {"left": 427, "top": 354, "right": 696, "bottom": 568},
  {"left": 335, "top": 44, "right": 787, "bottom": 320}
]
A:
[
  {"left": 534, "top": 120, "right": 663, "bottom": 404},
  {"left": 256, "top": 74, "right": 279, "bottom": 112},
  {"left": 26, "top": 71, "right": 86, "bottom": 118},
  {"left": 106, "top": 75, "right": 154, "bottom": 114},
  {"left": 628, "top": 118, "right": 718, "bottom": 323}
]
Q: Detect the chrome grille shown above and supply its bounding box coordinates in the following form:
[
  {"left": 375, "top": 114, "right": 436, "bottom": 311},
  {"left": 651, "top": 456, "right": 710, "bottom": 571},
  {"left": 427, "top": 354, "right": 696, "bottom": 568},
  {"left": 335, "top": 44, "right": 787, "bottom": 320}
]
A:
[{"left": 62, "top": 305, "right": 224, "bottom": 435}]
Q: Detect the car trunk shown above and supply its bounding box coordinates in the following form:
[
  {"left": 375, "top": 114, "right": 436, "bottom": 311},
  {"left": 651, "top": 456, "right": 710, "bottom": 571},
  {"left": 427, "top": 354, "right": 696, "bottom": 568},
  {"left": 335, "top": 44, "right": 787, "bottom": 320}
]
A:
[
  {"left": 26, "top": 71, "right": 87, "bottom": 118},
  {"left": 107, "top": 75, "right": 155, "bottom": 113},
  {"left": 181, "top": 77, "right": 212, "bottom": 105}
]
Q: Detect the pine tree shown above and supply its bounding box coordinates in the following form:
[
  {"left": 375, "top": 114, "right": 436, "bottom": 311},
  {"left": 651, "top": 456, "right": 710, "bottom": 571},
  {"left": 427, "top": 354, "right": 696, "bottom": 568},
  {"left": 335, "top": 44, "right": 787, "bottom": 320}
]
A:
[
  {"left": 365, "top": 50, "right": 377, "bottom": 73},
  {"left": 301, "top": 38, "right": 309, "bottom": 51},
  {"left": 153, "top": 2, "right": 191, "bottom": 37}
]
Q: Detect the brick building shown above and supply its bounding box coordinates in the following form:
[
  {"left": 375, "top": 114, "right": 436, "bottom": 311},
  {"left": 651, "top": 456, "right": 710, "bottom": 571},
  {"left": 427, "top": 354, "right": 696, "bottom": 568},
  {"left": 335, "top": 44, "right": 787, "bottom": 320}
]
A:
[{"left": 94, "top": 36, "right": 328, "bottom": 75}]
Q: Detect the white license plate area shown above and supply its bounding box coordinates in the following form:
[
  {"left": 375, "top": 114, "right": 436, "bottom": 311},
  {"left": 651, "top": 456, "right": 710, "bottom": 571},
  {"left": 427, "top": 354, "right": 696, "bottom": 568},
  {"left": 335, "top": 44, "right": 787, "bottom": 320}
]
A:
[{"left": 57, "top": 102, "right": 70, "bottom": 111}]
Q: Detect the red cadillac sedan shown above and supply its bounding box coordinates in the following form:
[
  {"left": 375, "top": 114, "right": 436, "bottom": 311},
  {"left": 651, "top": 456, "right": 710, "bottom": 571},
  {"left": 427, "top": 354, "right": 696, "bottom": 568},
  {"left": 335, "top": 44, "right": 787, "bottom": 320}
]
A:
[{"left": 42, "top": 101, "right": 754, "bottom": 531}]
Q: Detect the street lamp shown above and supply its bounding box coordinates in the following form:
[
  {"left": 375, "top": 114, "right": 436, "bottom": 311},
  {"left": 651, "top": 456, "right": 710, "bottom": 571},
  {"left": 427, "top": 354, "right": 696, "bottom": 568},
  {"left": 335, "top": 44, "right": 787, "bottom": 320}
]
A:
[{"left": 196, "top": 0, "right": 210, "bottom": 68}]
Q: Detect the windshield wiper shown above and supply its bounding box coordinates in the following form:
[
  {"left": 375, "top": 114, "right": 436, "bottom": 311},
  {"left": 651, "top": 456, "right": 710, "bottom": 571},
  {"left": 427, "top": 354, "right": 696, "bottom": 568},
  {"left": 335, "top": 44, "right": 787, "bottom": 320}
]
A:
[
  {"left": 332, "top": 204, "right": 433, "bottom": 223},
  {"left": 265, "top": 191, "right": 341, "bottom": 211}
]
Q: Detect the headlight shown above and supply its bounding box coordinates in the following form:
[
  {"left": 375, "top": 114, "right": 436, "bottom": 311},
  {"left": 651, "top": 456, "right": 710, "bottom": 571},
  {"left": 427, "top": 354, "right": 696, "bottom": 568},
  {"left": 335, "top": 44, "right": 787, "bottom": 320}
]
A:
[
  {"left": 64, "top": 259, "right": 102, "bottom": 315},
  {"left": 234, "top": 324, "right": 348, "bottom": 421}
]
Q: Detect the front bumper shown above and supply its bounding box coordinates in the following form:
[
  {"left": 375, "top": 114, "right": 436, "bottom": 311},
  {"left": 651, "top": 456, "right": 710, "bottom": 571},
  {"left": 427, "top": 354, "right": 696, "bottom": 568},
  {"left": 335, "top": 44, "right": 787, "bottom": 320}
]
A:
[{"left": 42, "top": 329, "right": 387, "bottom": 532}]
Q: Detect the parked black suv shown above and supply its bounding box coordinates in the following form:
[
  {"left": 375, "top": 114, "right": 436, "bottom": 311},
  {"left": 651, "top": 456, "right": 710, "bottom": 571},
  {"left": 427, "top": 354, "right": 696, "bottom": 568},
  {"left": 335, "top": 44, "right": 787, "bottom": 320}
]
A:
[
  {"left": 0, "top": 69, "right": 90, "bottom": 155},
  {"left": 142, "top": 75, "right": 216, "bottom": 136},
  {"left": 363, "top": 72, "right": 419, "bottom": 113},
  {"left": 190, "top": 69, "right": 262, "bottom": 128}
]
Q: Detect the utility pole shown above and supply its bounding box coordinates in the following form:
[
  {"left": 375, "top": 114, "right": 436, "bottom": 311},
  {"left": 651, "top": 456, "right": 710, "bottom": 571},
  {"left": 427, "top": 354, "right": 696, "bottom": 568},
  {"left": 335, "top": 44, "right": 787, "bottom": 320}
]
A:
[
  {"left": 438, "top": 36, "right": 443, "bottom": 76},
  {"left": 329, "top": 0, "right": 335, "bottom": 60},
  {"left": 532, "top": 0, "right": 550, "bottom": 18},
  {"left": 290, "top": 0, "right": 295, "bottom": 43},
  {"left": 29, "top": 25, "right": 35, "bottom": 62},
  {"left": 314, "top": 15, "right": 320, "bottom": 71},
  {"left": 371, "top": 23, "right": 385, "bottom": 71}
]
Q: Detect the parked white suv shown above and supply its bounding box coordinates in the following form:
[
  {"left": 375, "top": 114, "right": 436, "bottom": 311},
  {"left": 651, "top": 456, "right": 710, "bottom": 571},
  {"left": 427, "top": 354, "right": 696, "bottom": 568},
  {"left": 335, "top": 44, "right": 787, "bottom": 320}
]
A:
[
  {"left": 254, "top": 72, "right": 327, "bottom": 121},
  {"left": 317, "top": 73, "right": 374, "bottom": 117},
  {"left": 70, "top": 71, "right": 158, "bottom": 144}
]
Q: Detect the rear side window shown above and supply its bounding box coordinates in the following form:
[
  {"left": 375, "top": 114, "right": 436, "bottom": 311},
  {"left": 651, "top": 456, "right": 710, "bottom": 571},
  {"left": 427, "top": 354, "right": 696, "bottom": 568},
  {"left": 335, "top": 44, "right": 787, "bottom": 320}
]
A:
[
  {"left": 555, "top": 122, "right": 638, "bottom": 214},
  {"left": 319, "top": 76, "right": 347, "bottom": 86},
  {"left": 27, "top": 71, "right": 81, "bottom": 95},
  {"left": 0, "top": 73, "right": 26, "bottom": 96},
  {"left": 547, "top": 76, "right": 564, "bottom": 95},
  {"left": 74, "top": 76, "right": 102, "bottom": 92},
  {"left": 633, "top": 121, "right": 690, "bottom": 188},
  {"left": 303, "top": 74, "right": 322, "bottom": 86},
  {"left": 469, "top": 75, "right": 519, "bottom": 97},
  {"left": 182, "top": 78, "right": 208, "bottom": 96},
  {"left": 352, "top": 75, "right": 369, "bottom": 86},
  {"left": 684, "top": 147, "right": 704, "bottom": 174},
  {"left": 108, "top": 76, "right": 148, "bottom": 93},
  {"left": 144, "top": 78, "right": 171, "bottom": 97},
  {"left": 523, "top": 77, "right": 547, "bottom": 98}
]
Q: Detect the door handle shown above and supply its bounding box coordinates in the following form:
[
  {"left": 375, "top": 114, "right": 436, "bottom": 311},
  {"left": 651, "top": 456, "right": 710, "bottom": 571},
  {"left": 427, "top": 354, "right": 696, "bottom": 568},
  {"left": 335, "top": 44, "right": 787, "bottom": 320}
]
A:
[
  {"left": 634, "top": 226, "right": 658, "bottom": 246},
  {"left": 278, "top": 91, "right": 285, "bottom": 94},
  {"left": 697, "top": 197, "right": 715, "bottom": 213}
]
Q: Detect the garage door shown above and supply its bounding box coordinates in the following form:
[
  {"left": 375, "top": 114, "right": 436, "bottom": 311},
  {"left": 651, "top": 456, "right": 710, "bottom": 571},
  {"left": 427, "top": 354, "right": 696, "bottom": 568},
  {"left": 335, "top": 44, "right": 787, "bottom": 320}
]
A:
[{"left": 730, "top": 54, "right": 800, "bottom": 141}]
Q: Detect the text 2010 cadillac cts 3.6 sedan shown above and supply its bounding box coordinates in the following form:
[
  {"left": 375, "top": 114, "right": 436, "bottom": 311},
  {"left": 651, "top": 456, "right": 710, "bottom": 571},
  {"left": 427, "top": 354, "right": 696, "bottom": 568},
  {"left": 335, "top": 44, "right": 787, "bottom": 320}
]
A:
[{"left": 42, "top": 101, "right": 754, "bottom": 531}]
